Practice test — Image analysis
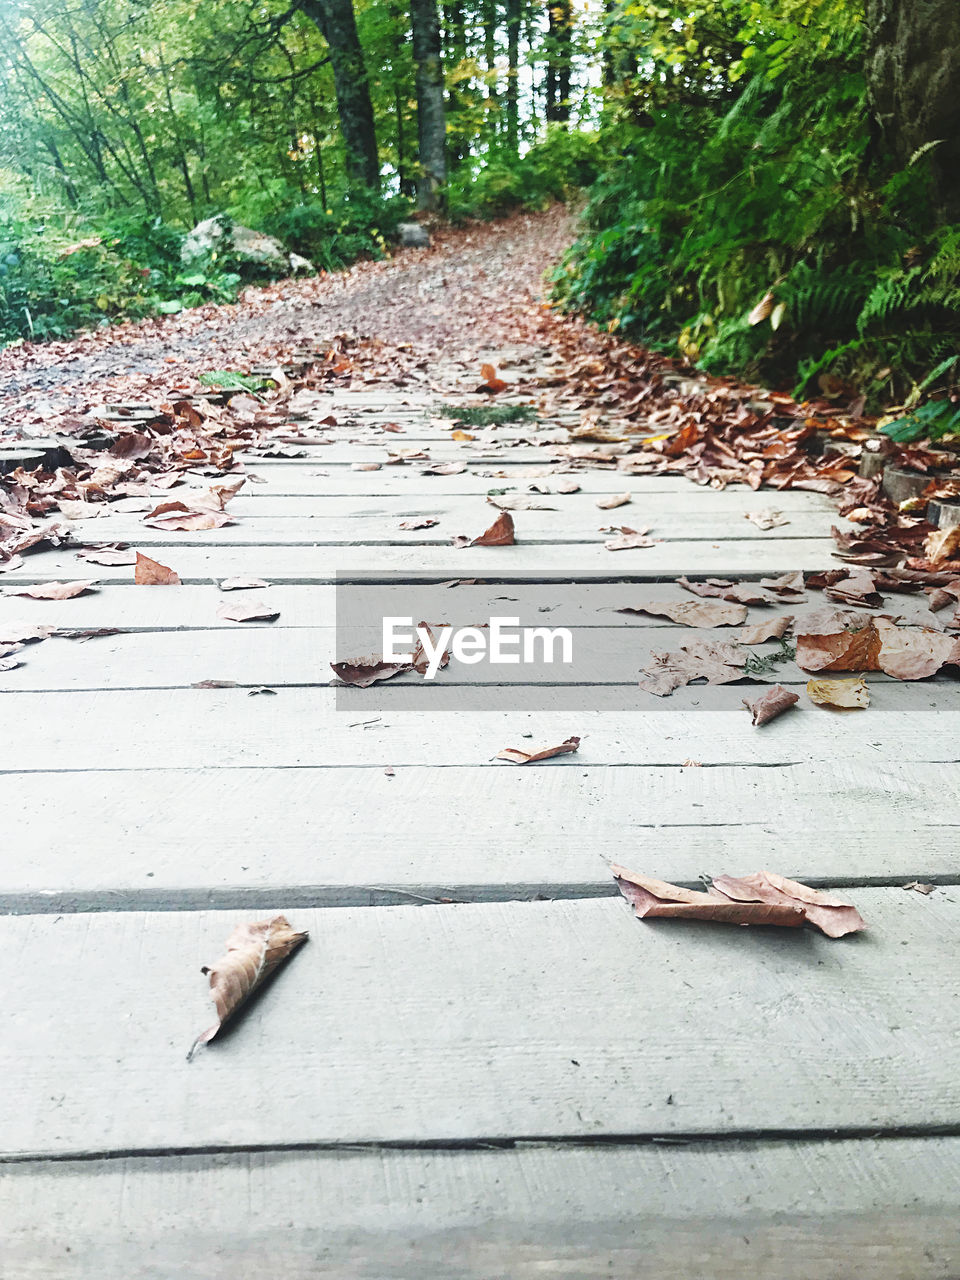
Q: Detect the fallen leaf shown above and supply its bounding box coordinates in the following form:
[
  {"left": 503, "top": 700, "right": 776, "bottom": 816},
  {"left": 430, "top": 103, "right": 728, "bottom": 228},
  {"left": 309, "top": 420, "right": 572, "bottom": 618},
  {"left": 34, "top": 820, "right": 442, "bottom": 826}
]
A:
[
  {"left": 217, "top": 600, "right": 280, "bottom": 622},
  {"left": 135, "top": 553, "right": 181, "bottom": 585},
  {"left": 144, "top": 501, "right": 233, "bottom": 531},
  {"left": 451, "top": 429, "right": 475, "bottom": 441},
  {"left": 495, "top": 735, "right": 580, "bottom": 764},
  {"left": 58, "top": 499, "right": 104, "bottom": 521},
  {"left": 711, "top": 871, "right": 866, "bottom": 938},
  {"left": 4, "top": 580, "right": 96, "bottom": 600},
  {"left": 188, "top": 915, "right": 308, "bottom": 1060},
  {"left": 383, "top": 765, "right": 395, "bottom": 776},
  {"left": 596, "top": 492, "right": 632, "bottom": 510},
  {"left": 530, "top": 477, "right": 580, "bottom": 494},
  {"left": 924, "top": 526, "right": 960, "bottom": 565},
  {"left": 193, "top": 679, "right": 240, "bottom": 689},
  {"left": 737, "top": 615, "right": 793, "bottom": 644},
  {"left": 612, "top": 867, "right": 805, "bottom": 929},
  {"left": 794, "top": 609, "right": 881, "bottom": 672},
  {"left": 351, "top": 462, "right": 382, "bottom": 472},
  {"left": 421, "top": 462, "right": 467, "bottom": 475},
  {"left": 219, "top": 577, "right": 269, "bottom": 591},
  {"left": 903, "top": 881, "right": 936, "bottom": 895},
  {"left": 487, "top": 494, "right": 554, "bottom": 510},
  {"left": 807, "top": 676, "right": 870, "bottom": 708},
  {"left": 824, "top": 570, "right": 884, "bottom": 607},
  {"left": 759, "top": 571, "right": 806, "bottom": 597},
  {"left": 742, "top": 685, "right": 800, "bottom": 725},
  {"left": 0, "top": 624, "right": 55, "bottom": 643},
  {"left": 618, "top": 600, "right": 747, "bottom": 628},
  {"left": 604, "top": 525, "right": 655, "bottom": 551},
  {"left": 480, "top": 362, "right": 509, "bottom": 393},
  {"left": 744, "top": 509, "right": 789, "bottom": 530},
  {"left": 331, "top": 656, "right": 411, "bottom": 687},
  {"left": 639, "top": 639, "right": 745, "bottom": 695},
  {"left": 455, "top": 510, "right": 515, "bottom": 547},
  {"left": 874, "top": 617, "right": 960, "bottom": 679},
  {"left": 399, "top": 517, "right": 440, "bottom": 529},
  {"left": 76, "top": 544, "right": 137, "bottom": 566},
  {"left": 678, "top": 576, "right": 770, "bottom": 605}
]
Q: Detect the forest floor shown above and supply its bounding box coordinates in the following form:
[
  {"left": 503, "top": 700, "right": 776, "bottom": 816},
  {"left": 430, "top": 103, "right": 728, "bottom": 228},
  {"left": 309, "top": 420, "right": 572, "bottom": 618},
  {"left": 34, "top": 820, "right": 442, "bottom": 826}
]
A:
[{"left": 1, "top": 206, "right": 960, "bottom": 1279}]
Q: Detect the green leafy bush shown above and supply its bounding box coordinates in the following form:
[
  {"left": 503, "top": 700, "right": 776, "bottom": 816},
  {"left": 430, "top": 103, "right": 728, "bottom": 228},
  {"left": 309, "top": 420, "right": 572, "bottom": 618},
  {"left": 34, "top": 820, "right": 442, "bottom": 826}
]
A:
[{"left": 446, "top": 127, "right": 601, "bottom": 221}]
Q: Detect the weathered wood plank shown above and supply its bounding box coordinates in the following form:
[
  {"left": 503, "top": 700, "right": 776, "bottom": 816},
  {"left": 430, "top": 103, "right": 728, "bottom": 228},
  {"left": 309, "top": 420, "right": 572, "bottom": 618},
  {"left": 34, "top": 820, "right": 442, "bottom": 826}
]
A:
[
  {"left": 3, "top": 891, "right": 960, "bottom": 1156},
  {"left": 3, "top": 1139, "right": 959, "bottom": 1278},
  {"left": 0, "top": 538, "right": 840, "bottom": 582},
  {"left": 0, "top": 762, "right": 954, "bottom": 909},
  {"left": 0, "top": 685, "right": 954, "bottom": 770}
]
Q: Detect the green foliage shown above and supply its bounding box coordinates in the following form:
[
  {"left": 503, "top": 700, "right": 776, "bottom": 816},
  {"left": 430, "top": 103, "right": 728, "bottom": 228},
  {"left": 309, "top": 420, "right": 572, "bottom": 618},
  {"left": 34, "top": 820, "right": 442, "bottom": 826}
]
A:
[
  {"left": 880, "top": 398, "right": 960, "bottom": 443},
  {"left": 446, "top": 128, "right": 601, "bottom": 221},
  {"left": 198, "top": 370, "right": 271, "bottom": 392},
  {"left": 555, "top": 0, "right": 960, "bottom": 405},
  {"left": 437, "top": 402, "right": 537, "bottom": 425},
  {"left": 253, "top": 186, "right": 413, "bottom": 272}
]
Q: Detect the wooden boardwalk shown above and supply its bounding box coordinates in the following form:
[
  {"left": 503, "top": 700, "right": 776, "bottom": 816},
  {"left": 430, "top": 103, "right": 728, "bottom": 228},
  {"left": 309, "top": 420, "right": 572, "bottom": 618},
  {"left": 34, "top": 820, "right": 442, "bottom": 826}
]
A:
[{"left": 2, "top": 385, "right": 960, "bottom": 1278}]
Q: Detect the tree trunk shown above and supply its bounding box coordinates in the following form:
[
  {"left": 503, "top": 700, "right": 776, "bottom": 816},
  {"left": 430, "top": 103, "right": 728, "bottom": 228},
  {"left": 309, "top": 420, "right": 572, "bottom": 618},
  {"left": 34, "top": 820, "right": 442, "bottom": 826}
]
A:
[
  {"left": 296, "top": 0, "right": 380, "bottom": 189},
  {"left": 546, "top": 0, "right": 572, "bottom": 125},
  {"left": 865, "top": 0, "right": 960, "bottom": 221},
  {"left": 410, "top": 0, "right": 447, "bottom": 208},
  {"left": 504, "top": 0, "right": 521, "bottom": 151}
]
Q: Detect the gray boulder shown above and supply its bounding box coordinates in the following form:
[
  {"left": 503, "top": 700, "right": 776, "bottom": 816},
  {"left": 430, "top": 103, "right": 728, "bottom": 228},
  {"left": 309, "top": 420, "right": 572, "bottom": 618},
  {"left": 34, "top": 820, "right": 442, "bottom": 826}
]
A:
[
  {"left": 397, "top": 222, "right": 431, "bottom": 249},
  {"left": 182, "top": 215, "right": 309, "bottom": 273}
]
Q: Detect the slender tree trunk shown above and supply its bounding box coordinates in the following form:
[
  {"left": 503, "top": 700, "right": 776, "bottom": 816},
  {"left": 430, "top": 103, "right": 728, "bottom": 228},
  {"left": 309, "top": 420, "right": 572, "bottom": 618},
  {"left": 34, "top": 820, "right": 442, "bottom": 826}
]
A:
[
  {"left": 443, "top": 0, "right": 469, "bottom": 165},
  {"left": 504, "top": 0, "right": 521, "bottom": 151},
  {"left": 865, "top": 0, "right": 960, "bottom": 221},
  {"left": 296, "top": 0, "right": 380, "bottom": 189},
  {"left": 482, "top": 0, "right": 499, "bottom": 131},
  {"left": 546, "top": 1, "right": 572, "bottom": 124},
  {"left": 411, "top": 0, "right": 447, "bottom": 208}
]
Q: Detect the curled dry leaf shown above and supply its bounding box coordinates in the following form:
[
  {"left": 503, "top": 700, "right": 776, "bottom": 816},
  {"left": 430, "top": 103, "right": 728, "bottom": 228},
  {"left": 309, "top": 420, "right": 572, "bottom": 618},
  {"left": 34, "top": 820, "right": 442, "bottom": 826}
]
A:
[
  {"left": 903, "top": 881, "right": 936, "bottom": 895},
  {"left": 76, "top": 544, "right": 137, "bottom": 566},
  {"left": 744, "top": 509, "right": 789, "bottom": 530},
  {"left": 58, "top": 499, "right": 104, "bottom": 521},
  {"left": 743, "top": 684, "right": 800, "bottom": 726},
  {"left": 639, "top": 639, "right": 745, "bottom": 696},
  {"left": 0, "top": 623, "right": 55, "bottom": 644},
  {"left": 421, "top": 462, "right": 467, "bottom": 476},
  {"left": 759, "top": 571, "right": 806, "bottom": 597},
  {"left": 219, "top": 577, "right": 269, "bottom": 591},
  {"left": 596, "top": 492, "right": 632, "bottom": 510},
  {"left": 612, "top": 867, "right": 805, "bottom": 929},
  {"left": 399, "top": 517, "right": 440, "bottom": 529},
  {"left": 479, "top": 362, "right": 509, "bottom": 393},
  {"left": 188, "top": 914, "right": 308, "bottom": 1060},
  {"left": 824, "top": 569, "right": 884, "bottom": 607},
  {"left": 873, "top": 617, "right": 960, "bottom": 679},
  {"left": 331, "top": 656, "right": 410, "bottom": 687},
  {"left": 4, "top": 580, "right": 96, "bottom": 600},
  {"left": 807, "top": 676, "right": 870, "bottom": 708},
  {"left": 217, "top": 600, "right": 280, "bottom": 623},
  {"left": 495, "top": 735, "right": 580, "bottom": 764},
  {"left": 795, "top": 609, "right": 881, "bottom": 672},
  {"left": 711, "top": 871, "right": 866, "bottom": 938},
  {"left": 678, "top": 576, "right": 769, "bottom": 605},
  {"left": 135, "top": 552, "right": 181, "bottom": 586},
  {"left": 924, "top": 526, "right": 960, "bottom": 565},
  {"left": 351, "top": 462, "right": 382, "bottom": 472},
  {"left": 604, "top": 525, "right": 655, "bottom": 551},
  {"left": 619, "top": 600, "right": 748, "bottom": 628},
  {"left": 737, "top": 615, "right": 793, "bottom": 644},
  {"left": 487, "top": 494, "right": 554, "bottom": 511},
  {"left": 144, "top": 501, "right": 233, "bottom": 532},
  {"left": 454, "top": 510, "right": 515, "bottom": 547},
  {"left": 530, "top": 477, "right": 580, "bottom": 494}
]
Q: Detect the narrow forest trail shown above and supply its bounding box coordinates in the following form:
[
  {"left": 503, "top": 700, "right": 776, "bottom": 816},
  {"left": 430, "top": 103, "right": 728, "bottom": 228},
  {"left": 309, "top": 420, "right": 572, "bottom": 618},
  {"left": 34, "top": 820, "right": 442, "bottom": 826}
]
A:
[{"left": 2, "top": 208, "right": 960, "bottom": 1278}]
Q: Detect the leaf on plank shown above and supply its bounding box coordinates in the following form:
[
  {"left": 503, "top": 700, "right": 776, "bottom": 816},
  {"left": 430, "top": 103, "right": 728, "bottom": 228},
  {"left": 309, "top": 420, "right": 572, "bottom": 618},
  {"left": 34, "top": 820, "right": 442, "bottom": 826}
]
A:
[
  {"left": 217, "top": 600, "right": 280, "bottom": 622},
  {"left": 742, "top": 684, "right": 800, "bottom": 725},
  {"left": 794, "top": 609, "right": 881, "bottom": 672},
  {"left": 612, "top": 867, "right": 805, "bottom": 929},
  {"left": 737, "top": 615, "right": 793, "bottom": 644},
  {"left": 188, "top": 914, "right": 308, "bottom": 1060},
  {"left": 144, "top": 501, "right": 233, "bottom": 531},
  {"left": 479, "top": 362, "right": 509, "bottom": 393},
  {"left": 639, "top": 639, "right": 745, "bottom": 696},
  {"left": 530, "top": 477, "right": 580, "bottom": 494},
  {"left": 758, "top": 570, "right": 806, "bottom": 598},
  {"left": 421, "top": 462, "right": 467, "bottom": 475},
  {"left": 873, "top": 617, "right": 960, "bottom": 679},
  {"left": 678, "top": 576, "right": 770, "bottom": 605},
  {"left": 487, "top": 494, "right": 554, "bottom": 510},
  {"left": 495, "top": 735, "right": 580, "bottom": 764},
  {"left": 4, "top": 580, "right": 96, "bottom": 600},
  {"left": 711, "top": 872, "right": 866, "bottom": 938},
  {"left": 331, "top": 656, "right": 411, "bottom": 687},
  {"left": 618, "top": 600, "right": 747, "bottom": 628},
  {"left": 744, "top": 509, "right": 789, "bottom": 530},
  {"left": 603, "top": 525, "right": 655, "bottom": 551},
  {"left": 135, "top": 552, "right": 181, "bottom": 585},
  {"left": 76, "top": 544, "right": 137, "bottom": 565},
  {"left": 219, "top": 577, "right": 269, "bottom": 591},
  {"left": 399, "top": 517, "right": 440, "bottom": 529},
  {"left": 806, "top": 675, "right": 870, "bottom": 708},
  {"left": 453, "top": 510, "right": 515, "bottom": 547},
  {"left": 596, "top": 492, "right": 632, "bottom": 510}
]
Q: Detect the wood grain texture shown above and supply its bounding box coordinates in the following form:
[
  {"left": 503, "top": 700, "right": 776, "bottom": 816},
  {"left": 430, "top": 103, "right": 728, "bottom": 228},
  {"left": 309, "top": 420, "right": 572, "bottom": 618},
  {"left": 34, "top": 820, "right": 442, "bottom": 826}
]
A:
[
  {"left": 3, "top": 891, "right": 960, "bottom": 1156},
  {"left": 3, "top": 1139, "right": 960, "bottom": 1278},
  {"left": 0, "top": 762, "right": 955, "bottom": 908}
]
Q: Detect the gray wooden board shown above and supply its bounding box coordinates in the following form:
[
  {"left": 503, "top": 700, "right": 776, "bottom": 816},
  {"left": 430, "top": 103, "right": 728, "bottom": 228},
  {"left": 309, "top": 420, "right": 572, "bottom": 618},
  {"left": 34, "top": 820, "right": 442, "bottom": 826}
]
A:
[
  {"left": 0, "top": 539, "right": 840, "bottom": 581},
  {"left": 3, "top": 1139, "right": 960, "bottom": 1278},
  {"left": 0, "top": 762, "right": 956, "bottom": 910},
  {"left": 0, "top": 685, "right": 956, "bottom": 770},
  {"left": 3, "top": 890, "right": 960, "bottom": 1156},
  {"left": 0, "top": 625, "right": 947, "bottom": 692}
]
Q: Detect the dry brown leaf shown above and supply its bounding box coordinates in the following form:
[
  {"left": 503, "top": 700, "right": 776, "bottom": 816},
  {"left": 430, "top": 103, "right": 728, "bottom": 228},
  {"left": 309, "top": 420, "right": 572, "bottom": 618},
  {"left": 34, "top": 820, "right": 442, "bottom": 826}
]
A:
[
  {"left": 742, "top": 685, "right": 800, "bottom": 725},
  {"left": 144, "top": 501, "right": 233, "bottom": 531},
  {"left": 399, "top": 517, "right": 440, "bottom": 529},
  {"left": 0, "top": 623, "right": 55, "bottom": 643},
  {"left": 188, "top": 914, "right": 308, "bottom": 1059},
  {"left": 711, "top": 872, "right": 866, "bottom": 938},
  {"left": 737, "top": 615, "right": 793, "bottom": 644},
  {"left": 4, "top": 580, "right": 96, "bottom": 600},
  {"left": 744, "top": 509, "right": 789, "bottom": 530},
  {"left": 451, "top": 429, "right": 475, "bottom": 441},
  {"left": 530, "top": 477, "right": 580, "bottom": 494},
  {"left": 76, "top": 544, "right": 137, "bottom": 566},
  {"left": 604, "top": 525, "right": 655, "bottom": 551},
  {"left": 619, "top": 600, "right": 748, "bottom": 628},
  {"left": 487, "top": 494, "right": 554, "bottom": 511},
  {"left": 58, "top": 499, "right": 104, "bottom": 521},
  {"left": 639, "top": 639, "right": 745, "bottom": 696},
  {"left": 807, "top": 676, "right": 870, "bottom": 708},
  {"left": 596, "top": 492, "right": 632, "bottom": 510},
  {"left": 455, "top": 510, "right": 515, "bottom": 547},
  {"left": 874, "top": 617, "right": 960, "bottom": 679},
  {"left": 824, "top": 570, "right": 883, "bottom": 607},
  {"left": 331, "top": 656, "right": 411, "bottom": 687},
  {"left": 135, "top": 553, "right": 181, "bottom": 586},
  {"left": 612, "top": 866, "right": 805, "bottom": 928},
  {"left": 480, "top": 362, "right": 509, "bottom": 393},
  {"left": 903, "top": 881, "right": 936, "bottom": 895},
  {"left": 795, "top": 610, "right": 881, "bottom": 672},
  {"left": 747, "top": 291, "right": 775, "bottom": 326},
  {"left": 217, "top": 600, "right": 280, "bottom": 622},
  {"left": 924, "top": 526, "right": 960, "bottom": 565},
  {"left": 759, "top": 571, "right": 806, "bottom": 597},
  {"left": 678, "top": 576, "right": 770, "bottom": 605},
  {"left": 219, "top": 577, "right": 269, "bottom": 591},
  {"left": 495, "top": 735, "right": 580, "bottom": 764},
  {"left": 421, "top": 461, "right": 467, "bottom": 476},
  {"left": 351, "top": 462, "right": 382, "bottom": 472}
]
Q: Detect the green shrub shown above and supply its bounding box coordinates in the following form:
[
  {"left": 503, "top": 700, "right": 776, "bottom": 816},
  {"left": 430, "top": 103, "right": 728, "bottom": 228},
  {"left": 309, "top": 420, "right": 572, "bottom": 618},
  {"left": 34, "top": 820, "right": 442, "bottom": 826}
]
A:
[{"left": 446, "top": 127, "right": 601, "bottom": 221}]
